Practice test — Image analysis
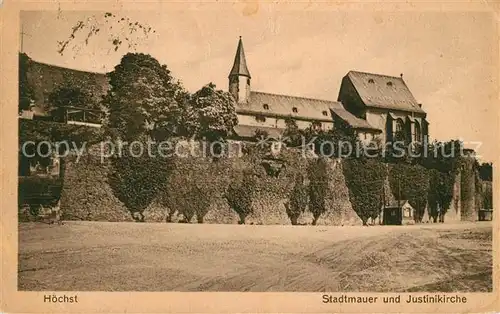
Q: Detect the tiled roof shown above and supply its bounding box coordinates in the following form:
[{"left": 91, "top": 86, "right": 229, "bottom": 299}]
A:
[
  {"left": 330, "top": 107, "right": 381, "bottom": 131},
  {"left": 347, "top": 71, "right": 425, "bottom": 113},
  {"left": 238, "top": 91, "right": 342, "bottom": 122},
  {"left": 237, "top": 91, "right": 380, "bottom": 132}
]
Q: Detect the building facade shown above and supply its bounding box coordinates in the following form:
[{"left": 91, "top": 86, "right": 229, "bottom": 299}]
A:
[
  {"left": 228, "top": 37, "right": 381, "bottom": 143},
  {"left": 337, "top": 70, "right": 429, "bottom": 144},
  {"left": 228, "top": 37, "right": 428, "bottom": 145}
]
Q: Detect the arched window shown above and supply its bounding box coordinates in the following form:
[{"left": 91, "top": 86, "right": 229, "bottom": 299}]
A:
[
  {"left": 394, "top": 118, "right": 405, "bottom": 141},
  {"left": 414, "top": 121, "right": 421, "bottom": 142},
  {"left": 396, "top": 119, "right": 404, "bottom": 132}
]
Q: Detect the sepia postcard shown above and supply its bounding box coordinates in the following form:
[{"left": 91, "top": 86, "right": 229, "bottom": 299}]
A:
[{"left": 1, "top": 0, "right": 499, "bottom": 313}]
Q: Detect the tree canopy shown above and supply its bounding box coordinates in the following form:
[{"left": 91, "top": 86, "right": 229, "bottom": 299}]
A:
[
  {"left": 104, "top": 53, "right": 187, "bottom": 141},
  {"left": 187, "top": 83, "right": 238, "bottom": 141}
]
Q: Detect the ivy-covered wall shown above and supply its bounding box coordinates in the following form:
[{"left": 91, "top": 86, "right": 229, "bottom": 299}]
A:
[
  {"left": 460, "top": 157, "right": 477, "bottom": 221},
  {"left": 59, "top": 143, "right": 362, "bottom": 225},
  {"left": 20, "top": 119, "right": 483, "bottom": 225},
  {"left": 55, "top": 144, "right": 486, "bottom": 225}
]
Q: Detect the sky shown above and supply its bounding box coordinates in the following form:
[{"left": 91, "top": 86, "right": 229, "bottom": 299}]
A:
[{"left": 20, "top": 5, "right": 498, "bottom": 162}]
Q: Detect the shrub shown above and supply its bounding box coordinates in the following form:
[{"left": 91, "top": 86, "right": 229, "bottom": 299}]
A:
[
  {"left": 107, "top": 144, "right": 170, "bottom": 222},
  {"left": 482, "top": 182, "right": 493, "bottom": 209},
  {"left": 307, "top": 157, "right": 329, "bottom": 225},
  {"left": 285, "top": 174, "right": 308, "bottom": 225},
  {"left": 343, "top": 158, "right": 386, "bottom": 225},
  {"left": 166, "top": 180, "right": 213, "bottom": 223},
  {"left": 162, "top": 156, "right": 227, "bottom": 223},
  {"left": 19, "top": 119, "right": 105, "bottom": 148},
  {"left": 225, "top": 171, "right": 257, "bottom": 224},
  {"left": 18, "top": 176, "right": 63, "bottom": 210},
  {"left": 388, "top": 162, "right": 429, "bottom": 223},
  {"left": 427, "top": 169, "right": 455, "bottom": 222},
  {"left": 478, "top": 162, "right": 493, "bottom": 182}
]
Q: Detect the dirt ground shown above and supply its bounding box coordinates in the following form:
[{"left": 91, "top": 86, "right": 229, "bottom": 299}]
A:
[{"left": 18, "top": 221, "right": 492, "bottom": 292}]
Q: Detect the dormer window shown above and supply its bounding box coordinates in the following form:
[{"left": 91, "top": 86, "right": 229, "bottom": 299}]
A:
[
  {"left": 292, "top": 107, "right": 298, "bottom": 113},
  {"left": 255, "top": 115, "right": 266, "bottom": 123},
  {"left": 322, "top": 111, "right": 328, "bottom": 116},
  {"left": 263, "top": 104, "right": 269, "bottom": 110},
  {"left": 387, "top": 81, "right": 393, "bottom": 86},
  {"left": 368, "top": 79, "right": 374, "bottom": 83}
]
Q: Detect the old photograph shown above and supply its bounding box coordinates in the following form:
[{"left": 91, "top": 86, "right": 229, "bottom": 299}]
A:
[{"left": 16, "top": 7, "right": 494, "bottom": 295}]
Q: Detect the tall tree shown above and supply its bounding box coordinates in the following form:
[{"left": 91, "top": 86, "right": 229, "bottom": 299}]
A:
[
  {"left": 104, "top": 53, "right": 186, "bottom": 141},
  {"left": 187, "top": 83, "right": 238, "bottom": 141}
]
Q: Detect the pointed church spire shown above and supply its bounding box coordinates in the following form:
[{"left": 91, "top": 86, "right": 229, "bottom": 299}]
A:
[{"left": 229, "top": 36, "right": 251, "bottom": 78}]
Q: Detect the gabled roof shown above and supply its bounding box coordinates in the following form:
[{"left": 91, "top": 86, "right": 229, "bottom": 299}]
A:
[
  {"left": 236, "top": 91, "right": 381, "bottom": 132},
  {"left": 346, "top": 71, "right": 425, "bottom": 114},
  {"left": 330, "top": 107, "right": 381, "bottom": 131},
  {"left": 229, "top": 37, "right": 251, "bottom": 78},
  {"left": 238, "top": 91, "right": 341, "bottom": 122}
]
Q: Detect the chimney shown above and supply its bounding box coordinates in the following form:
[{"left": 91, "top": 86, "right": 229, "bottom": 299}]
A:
[
  {"left": 418, "top": 103, "right": 422, "bottom": 108},
  {"left": 400, "top": 73, "right": 403, "bottom": 78}
]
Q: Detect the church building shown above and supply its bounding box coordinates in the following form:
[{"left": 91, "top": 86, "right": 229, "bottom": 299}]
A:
[{"left": 228, "top": 37, "right": 428, "bottom": 145}]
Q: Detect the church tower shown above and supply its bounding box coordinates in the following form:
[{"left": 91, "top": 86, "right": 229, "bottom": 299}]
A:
[{"left": 229, "top": 37, "right": 251, "bottom": 104}]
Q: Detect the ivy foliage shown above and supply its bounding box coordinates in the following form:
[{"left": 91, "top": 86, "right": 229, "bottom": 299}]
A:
[
  {"left": 342, "top": 158, "right": 386, "bottom": 225},
  {"left": 478, "top": 162, "right": 493, "bottom": 182},
  {"left": 388, "top": 162, "right": 429, "bottom": 223},
  {"left": 19, "top": 119, "right": 105, "bottom": 148},
  {"left": 307, "top": 157, "right": 330, "bottom": 225},
  {"left": 481, "top": 182, "right": 493, "bottom": 209},
  {"left": 427, "top": 169, "right": 455, "bottom": 222},
  {"left": 49, "top": 85, "right": 97, "bottom": 109},
  {"left": 283, "top": 117, "right": 357, "bottom": 158},
  {"left": 162, "top": 158, "right": 221, "bottom": 223},
  {"left": 285, "top": 174, "right": 308, "bottom": 225},
  {"left": 107, "top": 143, "right": 170, "bottom": 222},
  {"left": 225, "top": 170, "right": 258, "bottom": 224}
]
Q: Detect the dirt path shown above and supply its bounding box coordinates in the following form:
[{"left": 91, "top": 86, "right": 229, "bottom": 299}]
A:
[{"left": 18, "top": 221, "right": 492, "bottom": 292}]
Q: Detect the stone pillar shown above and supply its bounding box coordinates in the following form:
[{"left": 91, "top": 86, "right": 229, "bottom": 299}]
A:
[
  {"left": 445, "top": 171, "right": 462, "bottom": 222},
  {"left": 460, "top": 155, "right": 477, "bottom": 221}
]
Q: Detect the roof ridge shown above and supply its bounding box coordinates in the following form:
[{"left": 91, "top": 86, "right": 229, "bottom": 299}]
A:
[
  {"left": 348, "top": 70, "right": 404, "bottom": 80},
  {"left": 29, "top": 58, "right": 108, "bottom": 76},
  {"left": 251, "top": 90, "right": 341, "bottom": 104}
]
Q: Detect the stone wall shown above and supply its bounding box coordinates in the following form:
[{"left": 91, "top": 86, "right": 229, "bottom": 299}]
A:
[
  {"left": 446, "top": 171, "right": 462, "bottom": 222},
  {"left": 460, "top": 157, "right": 477, "bottom": 221},
  {"left": 58, "top": 141, "right": 482, "bottom": 225},
  {"left": 59, "top": 144, "right": 362, "bottom": 225}
]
